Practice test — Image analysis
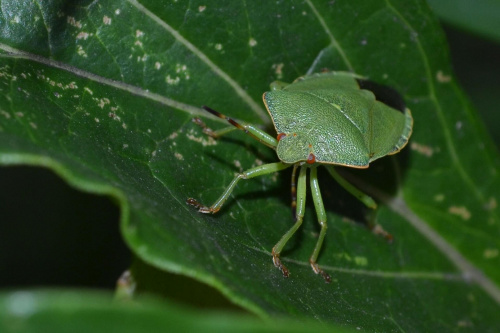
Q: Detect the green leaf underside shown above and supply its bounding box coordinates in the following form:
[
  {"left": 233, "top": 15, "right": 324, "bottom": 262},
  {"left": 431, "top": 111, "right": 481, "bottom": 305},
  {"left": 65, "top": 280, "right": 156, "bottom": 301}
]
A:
[{"left": 0, "top": 1, "right": 499, "bottom": 332}]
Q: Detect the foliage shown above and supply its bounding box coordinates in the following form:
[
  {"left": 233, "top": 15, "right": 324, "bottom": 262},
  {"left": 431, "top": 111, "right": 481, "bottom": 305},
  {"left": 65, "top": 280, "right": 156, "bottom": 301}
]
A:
[{"left": 1, "top": 0, "right": 499, "bottom": 331}]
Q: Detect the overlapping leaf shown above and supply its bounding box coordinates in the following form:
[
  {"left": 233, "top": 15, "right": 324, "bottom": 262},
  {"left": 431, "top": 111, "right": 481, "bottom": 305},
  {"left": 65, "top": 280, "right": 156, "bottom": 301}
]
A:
[{"left": 0, "top": 0, "right": 499, "bottom": 331}]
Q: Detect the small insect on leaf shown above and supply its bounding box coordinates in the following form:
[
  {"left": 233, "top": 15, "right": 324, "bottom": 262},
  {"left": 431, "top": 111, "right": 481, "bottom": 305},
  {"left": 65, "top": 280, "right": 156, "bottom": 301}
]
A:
[{"left": 187, "top": 71, "right": 413, "bottom": 282}]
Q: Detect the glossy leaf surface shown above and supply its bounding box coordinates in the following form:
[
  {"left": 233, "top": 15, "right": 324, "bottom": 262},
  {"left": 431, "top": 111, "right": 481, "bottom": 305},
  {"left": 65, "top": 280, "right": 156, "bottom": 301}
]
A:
[
  {"left": 0, "top": 290, "right": 354, "bottom": 333},
  {"left": 0, "top": 1, "right": 499, "bottom": 331}
]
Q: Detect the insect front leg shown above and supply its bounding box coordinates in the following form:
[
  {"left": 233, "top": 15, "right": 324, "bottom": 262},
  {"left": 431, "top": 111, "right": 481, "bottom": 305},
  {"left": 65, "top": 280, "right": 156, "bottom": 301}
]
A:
[
  {"left": 187, "top": 162, "right": 291, "bottom": 214},
  {"left": 271, "top": 165, "right": 307, "bottom": 278},
  {"left": 309, "top": 166, "right": 331, "bottom": 283}
]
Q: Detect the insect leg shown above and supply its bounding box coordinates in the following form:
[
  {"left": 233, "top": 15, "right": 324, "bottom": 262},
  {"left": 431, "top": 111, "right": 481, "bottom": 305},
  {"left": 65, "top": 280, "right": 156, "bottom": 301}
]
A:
[
  {"left": 271, "top": 165, "right": 307, "bottom": 278},
  {"left": 290, "top": 164, "right": 299, "bottom": 220},
  {"left": 324, "top": 165, "right": 393, "bottom": 241},
  {"left": 309, "top": 166, "right": 331, "bottom": 283},
  {"left": 201, "top": 106, "right": 278, "bottom": 148},
  {"left": 192, "top": 117, "right": 238, "bottom": 138},
  {"left": 187, "top": 162, "right": 291, "bottom": 214},
  {"left": 324, "top": 165, "right": 377, "bottom": 209}
]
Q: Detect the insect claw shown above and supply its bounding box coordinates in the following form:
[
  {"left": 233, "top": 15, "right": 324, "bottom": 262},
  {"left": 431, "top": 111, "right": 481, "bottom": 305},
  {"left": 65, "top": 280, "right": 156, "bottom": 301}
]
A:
[
  {"left": 186, "top": 198, "right": 220, "bottom": 214},
  {"left": 371, "top": 224, "right": 394, "bottom": 243},
  {"left": 321, "top": 271, "right": 331, "bottom": 283},
  {"left": 186, "top": 197, "right": 201, "bottom": 208},
  {"left": 310, "top": 261, "right": 331, "bottom": 284},
  {"left": 272, "top": 252, "right": 290, "bottom": 278},
  {"left": 199, "top": 206, "right": 220, "bottom": 214}
]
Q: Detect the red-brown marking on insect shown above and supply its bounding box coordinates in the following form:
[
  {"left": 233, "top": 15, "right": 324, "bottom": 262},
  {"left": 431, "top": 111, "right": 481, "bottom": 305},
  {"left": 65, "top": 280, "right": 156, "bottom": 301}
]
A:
[
  {"left": 293, "top": 133, "right": 297, "bottom": 137},
  {"left": 308, "top": 144, "right": 312, "bottom": 148},
  {"left": 277, "top": 133, "right": 286, "bottom": 141},
  {"left": 307, "top": 153, "right": 316, "bottom": 164}
]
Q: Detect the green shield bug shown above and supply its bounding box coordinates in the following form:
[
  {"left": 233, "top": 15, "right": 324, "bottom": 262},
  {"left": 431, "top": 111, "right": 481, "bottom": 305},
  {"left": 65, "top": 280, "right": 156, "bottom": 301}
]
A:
[{"left": 187, "top": 71, "right": 413, "bottom": 283}]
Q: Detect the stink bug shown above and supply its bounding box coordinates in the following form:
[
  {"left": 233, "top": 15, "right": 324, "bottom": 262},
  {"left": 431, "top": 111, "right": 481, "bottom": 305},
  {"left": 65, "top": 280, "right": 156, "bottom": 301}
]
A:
[{"left": 187, "top": 71, "right": 413, "bottom": 282}]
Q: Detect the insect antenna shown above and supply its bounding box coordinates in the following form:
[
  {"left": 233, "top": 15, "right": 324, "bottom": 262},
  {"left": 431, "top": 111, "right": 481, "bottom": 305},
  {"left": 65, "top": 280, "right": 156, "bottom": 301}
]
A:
[
  {"left": 202, "top": 106, "right": 247, "bottom": 130},
  {"left": 201, "top": 106, "right": 276, "bottom": 148}
]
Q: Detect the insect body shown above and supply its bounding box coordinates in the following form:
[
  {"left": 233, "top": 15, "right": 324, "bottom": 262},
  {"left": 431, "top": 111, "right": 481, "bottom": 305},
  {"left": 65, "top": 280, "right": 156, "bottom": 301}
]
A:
[{"left": 187, "top": 71, "right": 413, "bottom": 282}]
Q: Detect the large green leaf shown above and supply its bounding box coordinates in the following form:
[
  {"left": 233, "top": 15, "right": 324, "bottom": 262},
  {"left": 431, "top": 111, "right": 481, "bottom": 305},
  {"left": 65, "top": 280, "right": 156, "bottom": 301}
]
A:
[
  {"left": 0, "top": 290, "right": 355, "bottom": 333},
  {"left": 1, "top": 0, "right": 499, "bottom": 331},
  {"left": 427, "top": 0, "right": 500, "bottom": 43}
]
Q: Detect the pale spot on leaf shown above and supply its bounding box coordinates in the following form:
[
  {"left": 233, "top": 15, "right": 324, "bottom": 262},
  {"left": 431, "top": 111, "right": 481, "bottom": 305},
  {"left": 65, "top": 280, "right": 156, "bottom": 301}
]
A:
[
  {"left": 77, "top": 45, "right": 88, "bottom": 58},
  {"left": 97, "top": 98, "right": 110, "bottom": 109},
  {"left": 484, "top": 197, "right": 497, "bottom": 211},
  {"left": 483, "top": 248, "right": 499, "bottom": 259},
  {"left": 434, "top": 194, "right": 445, "bottom": 202},
  {"left": 1, "top": 110, "right": 11, "bottom": 119},
  {"left": 411, "top": 142, "right": 434, "bottom": 157},
  {"left": 166, "top": 75, "right": 180, "bottom": 85},
  {"left": 272, "top": 63, "right": 284, "bottom": 79},
  {"left": 354, "top": 256, "right": 368, "bottom": 266},
  {"left": 186, "top": 131, "right": 217, "bottom": 146},
  {"left": 67, "top": 16, "right": 82, "bottom": 28},
  {"left": 436, "top": 70, "right": 451, "bottom": 83},
  {"left": 448, "top": 206, "right": 471, "bottom": 220},
  {"left": 76, "top": 32, "right": 90, "bottom": 40}
]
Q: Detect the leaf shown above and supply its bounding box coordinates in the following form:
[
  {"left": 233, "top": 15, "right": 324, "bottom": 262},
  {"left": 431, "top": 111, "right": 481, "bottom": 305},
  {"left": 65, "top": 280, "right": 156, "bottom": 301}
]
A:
[
  {"left": 0, "top": 290, "right": 356, "bottom": 333},
  {"left": 0, "top": 0, "right": 499, "bottom": 331},
  {"left": 427, "top": 0, "right": 500, "bottom": 43}
]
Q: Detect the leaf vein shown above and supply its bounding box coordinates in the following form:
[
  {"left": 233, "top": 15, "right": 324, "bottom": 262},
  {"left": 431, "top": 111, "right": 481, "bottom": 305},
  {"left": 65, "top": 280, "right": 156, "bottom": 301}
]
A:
[{"left": 126, "top": 0, "right": 268, "bottom": 122}]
